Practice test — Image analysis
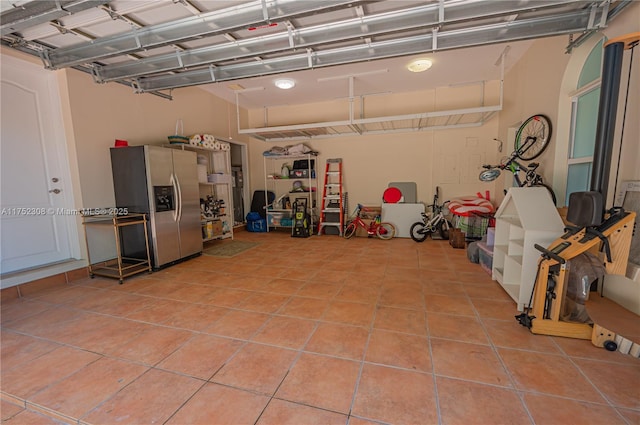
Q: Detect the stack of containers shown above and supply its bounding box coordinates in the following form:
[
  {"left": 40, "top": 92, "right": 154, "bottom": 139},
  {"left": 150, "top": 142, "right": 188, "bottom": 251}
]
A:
[{"left": 477, "top": 227, "right": 495, "bottom": 276}]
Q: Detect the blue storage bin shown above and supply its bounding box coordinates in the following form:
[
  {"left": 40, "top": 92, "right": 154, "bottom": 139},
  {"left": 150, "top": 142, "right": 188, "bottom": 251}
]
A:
[{"left": 247, "top": 218, "right": 267, "bottom": 232}]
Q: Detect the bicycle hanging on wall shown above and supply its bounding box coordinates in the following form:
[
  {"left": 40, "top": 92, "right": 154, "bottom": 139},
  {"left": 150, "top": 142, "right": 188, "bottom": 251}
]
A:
[{"left": 479, "top": 114, "right": 557, "bottom": 205}]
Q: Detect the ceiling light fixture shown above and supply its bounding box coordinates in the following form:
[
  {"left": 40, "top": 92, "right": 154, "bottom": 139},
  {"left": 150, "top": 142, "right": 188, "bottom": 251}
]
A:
[
  {"left": 407, "top": 58, "right": 433, "bottom": 73},
  {"left": 274, "top": 78, "right": 295, "bottom": 89}
]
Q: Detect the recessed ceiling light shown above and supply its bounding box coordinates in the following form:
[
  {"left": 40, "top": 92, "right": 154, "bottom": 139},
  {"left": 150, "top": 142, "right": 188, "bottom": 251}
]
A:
[
  {"left": 274, "top": 78, "right": 295, "bottom": 89},
  {"left": 407, "top": 58, "right": 433, "bottom": 73}
]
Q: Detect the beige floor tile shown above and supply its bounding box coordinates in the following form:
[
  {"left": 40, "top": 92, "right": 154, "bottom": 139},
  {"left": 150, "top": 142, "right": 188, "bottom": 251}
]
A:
[
  {"left": 423, "top": 281, "right": 467, "bottom": 297},
  {"left": 4, "top": 409, "right": 63, "bottom": 424},
  {"left": 483, "top": 318, "right": 561, "bottom": 353},
  {"left": 211, "top": 343, "right": 297, "bottom": 394},
  {"left": 166, "top": 383, "right": 270, "bottom": 425},
  {"left": 29, "top": 357, "right": 147, "bottom": 420},
  {"left": 553, "top": 336, "right": 640, "bottom": 365},
  {"left": 124, "top": 298, "right": 190, "bottom": 323},
  {"left": 275, "top": 353, "right": 360, "bottom": 414},
  {"left": 431, "top": 338, "right": 512, "bottom": 386},
  {"left": 304, "top": 322, "right": 369, "bottom": 360},
  {"left": 373, "top": 306, "right": 427, "bottom": 335},
  {"left": 263, "top": 278, "right": 306, "bottom": 295},
  {"left": 1, "top": 400, "right": 24, "bottom": 421},
  {"left": 437, "top": 376, "right": 530, "bottom": 425},
  {"left": 322, "top": 301, "right": 375, "bottom": 327},
  {"left": 251, "top": 316, "right": 316, "bottom": 349},
  {"left": 204, "top": 287, "right": 252, "bottom": 308},
  {"left": 352, "top": 363, "right": 437, "bottom": 424},
  {"left": 378, "top": 285, "right": 424, "bottom": 310},
  {"left": 617, "top": 407, "right": 640, "bottom": 424},
  {"left": 365, "top": 328, "right": 431, "bottom": 371},
  {"left": 256, "top": 399, "right": 348, "bottom": 425},
  {"left": 108, "top": 325, "right": 193, "bottom": 365},
  {"left": 523, "top": 393, "right": 627, "bottom": 425},
  {"left": 5, "top": 232, "right": 636, "bottom": 425},
  {"left": 1, "top": 346, "right": 100, "bottom": 399},
  {"left": 278, "top": 296, "right": 330, "bottom": 319},
  {"left": 334, "top": 285, "right": 379, "bottom": 304},
  {"left": 424, "top": 293, "right": 476, "bottom": 316},
  {"left": 0, "top": 299, "right": 51, "bottom": 325},
  {"left": 1, "top": 331, "right": 60, "bottom": 370},
  {"left": 237, "top": 292, "right": 291, "bottom": 313},
  {"left": 204, "top": 310, "right": 270, "bottom": 339},
  {"left": 296, "top": 282, "right": 342, "bottom": 299},
  {"left": 471, "top": 298, "right": 520, "bottom": 320},
  {"left": 161, "top": 303, "right": 230, "bottom": 331},
  {"left": 572, "top": 358, "right": 640, "bottom": 409},
  {"left": 426, "top": 312, "right": 489, "bottom": 344},
  {"left": 463, "top": 280, "right": 514, "bottom": 301},
  {"left": 82, "top": 369, "right": 202, "bottom": 424},
  {"left": 157, "top": 334, "right": 243, "bottom": 379},
  {"left": 498, "top": 348, "right": 606, "bottom": 403}
]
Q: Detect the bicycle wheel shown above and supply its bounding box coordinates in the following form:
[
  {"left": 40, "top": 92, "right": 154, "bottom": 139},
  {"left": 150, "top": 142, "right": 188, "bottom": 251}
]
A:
[
  {"left": 376, "top": 222, "right": 396, "bottom": 240},
  {"left": 410, "top": 222, "right": 429, "bottom": 242},
  {"left": 533, "top": 183, "right": 557, "bottom": 206},
  {"left": 437, "top": 219, "right": 453, "bottom": 240},
  {"left": 515, "top": 114, "right": 552, "bottom": 160},
  {"left": 343, "top": 222, "right": 357, "bottom": 239}
]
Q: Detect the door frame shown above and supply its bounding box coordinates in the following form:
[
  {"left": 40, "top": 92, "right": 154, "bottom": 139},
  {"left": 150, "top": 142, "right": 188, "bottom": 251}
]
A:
[{"left": 227, "top": 139, "right": 251, "bottom": 224}]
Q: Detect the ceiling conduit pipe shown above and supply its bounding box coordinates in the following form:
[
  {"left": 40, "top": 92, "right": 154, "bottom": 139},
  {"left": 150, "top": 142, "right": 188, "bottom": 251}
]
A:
[{"left": 589, "top": 38, "right": 624, "bottom": 211}]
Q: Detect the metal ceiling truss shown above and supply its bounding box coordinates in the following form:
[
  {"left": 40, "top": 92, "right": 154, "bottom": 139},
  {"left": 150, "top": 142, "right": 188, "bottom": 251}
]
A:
[
  {"left": 238, "top": 67, "right": 504, "bottom": 142},
  {"left": 240, "top": 105, "right": 502, "bottom": 142},
  {"left": 0, "top": 0, "right": 110, "bottom": 36},
  {"left": 133, "top": 5, "right": 610, "bottom": 93},
  {"left": 1, "top": 0, "right": 631, "bottom": 138},
  {"left": 93, "top": 0, "right": 576, "bottom": 83},
  {"left": 39, "top": 0, "right": 362, "bottom": 69}
]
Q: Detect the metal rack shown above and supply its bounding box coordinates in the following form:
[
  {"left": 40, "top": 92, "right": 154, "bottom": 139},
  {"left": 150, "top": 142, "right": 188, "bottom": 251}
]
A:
[
  {"left": 81, "top": 212, "right": 152, "bottom": 284},
  {"left": 263, "top": 154, "right": 318, "bottom": 231}
]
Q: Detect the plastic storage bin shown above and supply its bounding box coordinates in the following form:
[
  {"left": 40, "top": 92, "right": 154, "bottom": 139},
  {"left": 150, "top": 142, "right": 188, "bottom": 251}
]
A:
[
  {"left": 477, "top": 241, "right": 494, "bottom": 275},
  {"left": 486, "top": 227, "right": 495, "bottom": 247}
]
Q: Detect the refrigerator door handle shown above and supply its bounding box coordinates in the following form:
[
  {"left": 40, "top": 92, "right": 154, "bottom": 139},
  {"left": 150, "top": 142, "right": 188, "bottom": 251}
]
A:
[{"left": 169, "top": 173, "right": 180, "bottom": 222}]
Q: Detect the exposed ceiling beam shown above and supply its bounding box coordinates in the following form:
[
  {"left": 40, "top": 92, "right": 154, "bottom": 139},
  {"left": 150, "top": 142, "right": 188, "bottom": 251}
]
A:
[
  {"left": 40, "top": 0, "right": 367, "bottom": 69},
  {"left": 0, "top": 0, "right": 109, "bottom": 36},
  {"left": 133, "top": 7, "right": 606, "bottom": 93},
  {"left": 93, "top": 0, "right": 580, "bottom": 83}
]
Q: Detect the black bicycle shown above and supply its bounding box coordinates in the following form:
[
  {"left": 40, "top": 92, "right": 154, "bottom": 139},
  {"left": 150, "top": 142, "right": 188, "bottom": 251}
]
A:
[{"left": 479, "top": 114, "right": 556, "bottom": 205}]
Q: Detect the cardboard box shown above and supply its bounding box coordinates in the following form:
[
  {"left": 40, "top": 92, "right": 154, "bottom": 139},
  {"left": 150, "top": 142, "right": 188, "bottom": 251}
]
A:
[
  {"left": 360, "top": 206, "right": 381, "bottom": 220},
  {"left": 211, "top": 221, "right": 223, "bottom": 236}
]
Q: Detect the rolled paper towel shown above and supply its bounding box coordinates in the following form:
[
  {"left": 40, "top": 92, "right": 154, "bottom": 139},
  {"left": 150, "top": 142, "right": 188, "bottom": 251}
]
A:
[
  {"left": 212, "top": 141, "right": 221, "bottom": 151},
  {"left": 221, "top": 143, "right": 230, "bottom": 151}
]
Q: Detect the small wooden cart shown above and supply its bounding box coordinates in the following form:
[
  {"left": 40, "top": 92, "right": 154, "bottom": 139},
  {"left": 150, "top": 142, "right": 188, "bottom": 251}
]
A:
[{"left": 81, "top": 212, "right": 152, "bottom": 284}]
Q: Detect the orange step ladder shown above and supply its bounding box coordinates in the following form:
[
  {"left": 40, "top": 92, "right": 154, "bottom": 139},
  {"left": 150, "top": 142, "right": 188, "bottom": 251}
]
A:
[{"left": 318, "top": 158, "right": 344, "bottom": 236}]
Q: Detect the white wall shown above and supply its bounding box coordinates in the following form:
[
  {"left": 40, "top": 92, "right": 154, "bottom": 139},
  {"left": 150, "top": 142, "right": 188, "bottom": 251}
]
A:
[{"left": 245, "top": 82, "right": 503, "bottom": 208}]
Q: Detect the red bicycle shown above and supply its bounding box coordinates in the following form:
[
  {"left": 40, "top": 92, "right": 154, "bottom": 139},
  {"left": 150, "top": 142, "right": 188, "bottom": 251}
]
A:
[{"left": 343, "top": 204, "right": 396, "bottom": 240}]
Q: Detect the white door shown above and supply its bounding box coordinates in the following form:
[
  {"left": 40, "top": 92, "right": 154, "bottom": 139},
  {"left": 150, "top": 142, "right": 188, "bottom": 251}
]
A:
[{"left": 1, "top": 55, "right": 74, "bottom": 273}]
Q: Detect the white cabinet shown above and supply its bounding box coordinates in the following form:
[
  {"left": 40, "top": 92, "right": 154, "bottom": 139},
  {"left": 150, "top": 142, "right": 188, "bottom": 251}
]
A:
[
  {"left": 168, "top": 143, "right": 233, "bottom": 242},
  {"left": 492, "top": 187, "right": 564, "bottom": 311},
  {"left": 263, "top": 154, "right": 318, "bottom": 230}
]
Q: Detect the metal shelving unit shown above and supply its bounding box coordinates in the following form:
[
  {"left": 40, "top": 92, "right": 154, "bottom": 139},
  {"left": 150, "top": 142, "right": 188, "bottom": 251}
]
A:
[
  {"left": 81, "top": 212, "right": 152, "bottom": 284},
  {"left": 167, "top": 143, "right": 234, "bottom": 242},
  {"left": 263, "top": 154, "right": 318, "bottom": 231}
]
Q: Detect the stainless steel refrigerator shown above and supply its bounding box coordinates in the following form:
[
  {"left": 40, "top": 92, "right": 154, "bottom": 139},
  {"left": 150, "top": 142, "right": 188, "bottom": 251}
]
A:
[{"left": 110, "top": 145, "right": 202, "bottom": 269}]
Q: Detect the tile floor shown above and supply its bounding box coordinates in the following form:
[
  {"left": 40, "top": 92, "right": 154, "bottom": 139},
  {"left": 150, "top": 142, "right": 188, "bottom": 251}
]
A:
[{"left": 1, "top": 231, "right": 639, "bottom": 425}]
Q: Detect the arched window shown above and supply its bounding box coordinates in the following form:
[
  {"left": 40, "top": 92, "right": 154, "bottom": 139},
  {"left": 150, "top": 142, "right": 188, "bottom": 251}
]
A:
[{"left": 565, "top": 38, "right": 605, "bottom": 201}]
